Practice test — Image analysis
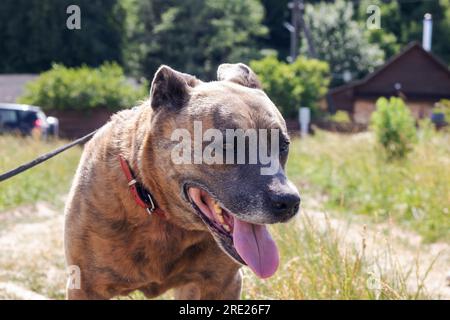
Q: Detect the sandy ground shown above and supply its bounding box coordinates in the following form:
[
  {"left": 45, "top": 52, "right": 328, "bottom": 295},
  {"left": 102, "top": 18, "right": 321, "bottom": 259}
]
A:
[
  {"left": 0, "top": 202, "right": 66, "bottom": 299},
  {"left": 0, "top": 199, "right": 448, "bottom": 300},
  {"left": 301, "top": 196, "right": 450, "bottom": 299}
]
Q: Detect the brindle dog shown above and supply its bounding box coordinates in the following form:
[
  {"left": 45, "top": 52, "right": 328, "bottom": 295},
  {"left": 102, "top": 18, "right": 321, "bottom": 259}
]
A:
[{"left": 64, "top": 63, "right": 300, "bottom": 299}]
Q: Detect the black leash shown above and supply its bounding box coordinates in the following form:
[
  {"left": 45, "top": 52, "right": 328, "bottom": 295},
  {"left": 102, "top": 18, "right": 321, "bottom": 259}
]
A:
[{"left": 0, "top": 130, "right": 97, "bottom": 182}]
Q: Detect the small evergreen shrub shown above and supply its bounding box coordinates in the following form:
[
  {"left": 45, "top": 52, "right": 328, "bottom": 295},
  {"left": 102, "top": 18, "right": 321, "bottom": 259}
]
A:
[{"left": 370, "top": 97, "right": 417, "bottom": 160}]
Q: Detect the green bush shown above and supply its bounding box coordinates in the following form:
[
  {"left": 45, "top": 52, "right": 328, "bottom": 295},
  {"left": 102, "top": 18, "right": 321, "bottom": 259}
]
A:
[
  {"left": 250, "top": 55, "right": 330, "bottom": 119},
  {"left": 329, "top": 110, "right": 351, "bottom": 123},
  {"left": 433, "top": 99, "right": 450, "bottom": 122},
  {"left": 18, "top": 63, "right": 148, "bottom": 111},
  {"left": 370, "top": 97, "right": 417, "bottom": 160},
  {"left": 289, "top": 131, "right": 450, "bottom": 242}
]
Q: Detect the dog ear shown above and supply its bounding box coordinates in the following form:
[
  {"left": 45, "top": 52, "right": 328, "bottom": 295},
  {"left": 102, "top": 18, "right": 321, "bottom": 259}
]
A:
[
  {"left": 217, "top": 63, "right": 262, "bottom": 89},
  {"left": 150, "top": 65, "right": 201, "bottom": 110}
]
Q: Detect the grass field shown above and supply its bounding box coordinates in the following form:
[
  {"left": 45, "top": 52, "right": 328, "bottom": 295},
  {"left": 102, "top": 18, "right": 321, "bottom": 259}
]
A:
[
  {"left": 288, "top": 129, "right": 450, "bottom": 243},
  {"left": 0, "top": 135, "right": 81, "bottom": 211},
  {"left": 0, "top": 132, "right": 448, "bottom": 299}
]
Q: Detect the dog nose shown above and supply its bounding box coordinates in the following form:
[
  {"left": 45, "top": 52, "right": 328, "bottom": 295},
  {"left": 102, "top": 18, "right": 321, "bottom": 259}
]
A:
[{"left": 270, "top": 192, "right": 301, "bottom": 216}]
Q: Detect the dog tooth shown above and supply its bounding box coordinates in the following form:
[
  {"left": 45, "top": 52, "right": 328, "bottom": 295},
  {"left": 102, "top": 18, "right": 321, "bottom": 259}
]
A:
[
  {"left": 223, "top": 224, "right": 231, "bottom": 232},
  {"left": 217, "top": 213, "right": 225, "bottom": 224},
  {"left": 213, "top": 202, "right": 222, "bottom": 214}
]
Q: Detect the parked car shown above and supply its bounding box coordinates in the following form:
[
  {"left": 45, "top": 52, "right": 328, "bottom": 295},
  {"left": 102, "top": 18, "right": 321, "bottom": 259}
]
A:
[{"left": 0, "top": 103, "right": 59, "bottom": 138}]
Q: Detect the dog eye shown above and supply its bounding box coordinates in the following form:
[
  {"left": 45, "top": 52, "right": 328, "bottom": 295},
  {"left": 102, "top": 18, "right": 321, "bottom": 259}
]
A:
[{"left": 279, "top": 139, "right": 290, "bottom": 155}]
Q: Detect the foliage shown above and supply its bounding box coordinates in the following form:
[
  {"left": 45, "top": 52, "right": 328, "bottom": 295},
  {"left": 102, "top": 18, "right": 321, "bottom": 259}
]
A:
[
  {"left": 289, "top": 131, "right": 450, "bottom": 243},
  {"left": 357, "top": 0, "right": 401, "bottom": 59},
  {"left": 18, "top": 63, "right": 148, "bottom": 111},
  {"left": 2, "top": 0, "right": 450, "bottom": 78},
  {"left": 370, "top": 97, "right": 417, "bottom": 160},
  {"left": 329, "top": 111, "right": 351, "bottom": 124},
  {"left": 303, "top": 0, "right": 385, "bottom": 87},
  {"left": 241, "top": 213, "right": 431, "bottom": 299},
  {"left": 129, "top": 0, "right": 267, "bottom": 80},
  {"left": 356, "top": 0, "right": 450, "bottom": 63},
  {"left": 0, "top": 0, "right": 126, "bottom": 73},
  {"left": 0, "top": 134, "right": 433, "bottom": 299},
  {"left": 433, "top": 99, "right": 450, "bottom": 122},
  {"left": 0, "top": 136, "right": 81, "bottom": 211},
  {"left": 258, "top": 0, "right": 291, "bottom": 59},
  {"left": 250, "top": 55, "right": 330, "bottom": 119},
  {"left": 417, "top": 118, "right": 436, "bottom": 142}
]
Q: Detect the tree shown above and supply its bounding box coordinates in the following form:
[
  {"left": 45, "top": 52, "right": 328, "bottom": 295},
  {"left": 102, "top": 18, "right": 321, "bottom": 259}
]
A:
[
  {"left": 0, "top": 0, "right": 126, "bottom": 73},
  {"left": 259, "top": 0, "right": 291, "bottom": 60},
  {"left": 356, "top": 0, "right": 401, "bottom": 59},
  {"left": 356, "top": 0, "right": 450, "bottom": 64},
  {"left": 250, "top": 55, "right": 330, "bottom": 119},
  {"left": 259, "top": 0, "right": 336, "bottom": 62},
  {"left": 302, "top": 0, "right": 385, "bottom": 87},
  {"left": 129, "top": 0, "right": 267, "bottom": 80}
]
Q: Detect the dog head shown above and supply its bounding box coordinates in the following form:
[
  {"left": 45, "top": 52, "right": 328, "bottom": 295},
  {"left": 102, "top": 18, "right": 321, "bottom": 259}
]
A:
[{"left": 142, "top": 63, "right": 300, "bottom": 278}]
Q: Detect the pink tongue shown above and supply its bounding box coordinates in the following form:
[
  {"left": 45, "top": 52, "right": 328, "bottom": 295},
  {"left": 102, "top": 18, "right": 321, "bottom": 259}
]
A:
[{"left": 233, "top": 219, "right": 279, "bottom": 279}]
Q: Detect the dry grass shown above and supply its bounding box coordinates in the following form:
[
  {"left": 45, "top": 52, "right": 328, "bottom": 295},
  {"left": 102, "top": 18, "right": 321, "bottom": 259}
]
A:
[
  {"left": 288, "top": 129, "right": 450, "bottom": 242},
  {"left": 0, "top": 200, "right": 439, "bottom": 300},
  {"left": 0, "top": 133, "right": 447, "bottom": 299},
  {"left": 241, "top": 214, "right": 436, "bottom": 300},
  {"left": 0, "top": 135, "right": 81, "bottom": 211}
]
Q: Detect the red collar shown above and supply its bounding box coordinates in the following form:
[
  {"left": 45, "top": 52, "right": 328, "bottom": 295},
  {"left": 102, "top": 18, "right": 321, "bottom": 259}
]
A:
[{"left": 118, "top": 155, "right": 165, "bottom": 219}]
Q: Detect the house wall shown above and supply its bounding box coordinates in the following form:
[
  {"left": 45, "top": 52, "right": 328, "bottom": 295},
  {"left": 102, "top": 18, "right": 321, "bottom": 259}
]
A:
[
  {"left": 408, "top": 101, "right": 435, "bottom": 119},
  {"left": 46, "top": 108, "right": 113, "bottom": 139},
  {"left": 353, "top": 98, "right": 435, "bottom": 125},
  {"left": 353, "top": 99, "right": 376, "bottom": 124},
  {"left": 327, "top": 88, "right": 354, "bottom": 113}
]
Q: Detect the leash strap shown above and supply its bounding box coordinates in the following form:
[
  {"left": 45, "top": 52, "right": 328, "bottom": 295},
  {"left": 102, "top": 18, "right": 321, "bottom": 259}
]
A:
[
  {"left": 0, "top": 130, "right": 97, "bottom": 182},
  {"left": 0, "top": 129, "right": 166, "bottom": 219},
  {"left": 118, "top": 155, "right": 165, "bottom": 219}
]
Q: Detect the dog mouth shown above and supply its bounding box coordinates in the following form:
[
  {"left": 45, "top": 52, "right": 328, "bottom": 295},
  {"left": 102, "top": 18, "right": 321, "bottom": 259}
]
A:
[{"left": 187, "top": 187, "right": 279, "bottom": 279}]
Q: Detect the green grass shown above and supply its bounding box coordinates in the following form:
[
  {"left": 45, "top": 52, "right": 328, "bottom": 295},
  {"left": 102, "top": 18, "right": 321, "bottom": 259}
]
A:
[
  {"left": 242, "top": 214, "right": 433, "bottom": 299},
  {"left": 0, "top": 134, "right": 441, "bottom": 299},
  {"left": 124, "top": 210, "right": 433, "bottom": 300},
  {"left": 287, "top": 129, "right": 450, "bottom": 243},
  {"left": 0, "top": 135, "right": 82, "bottom": 211}
]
